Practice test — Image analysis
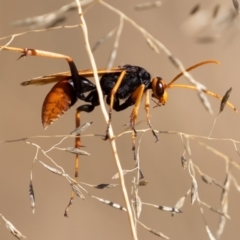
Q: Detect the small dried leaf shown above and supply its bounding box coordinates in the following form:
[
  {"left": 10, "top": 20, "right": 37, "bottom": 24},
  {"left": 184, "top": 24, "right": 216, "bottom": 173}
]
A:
[
  {"left": 12, "top": 2, "right": 78, "bottom": 29},
  {"left": 139, "top": 169, "right": 145, "bottom": 180},
  {"left": 138, "top": 180, "right": 149, "bottom": 186},
  {"left": 169, "top": 55, "right": 180, "bottom": 68},
  {"left": 94, "top": 183, "right": 118, "bottom": 189},
  {"left": 91, "top": 28, "right": 117, "bottom": 52},
  {"left": 216, "top": 174, "right": 230, "bottom": 238},
  {"left": 146, "top": 38, "right": 160, "bottom": 53},
  {"left": 210, "top": 206, "right": 230, "bottom": 219},
  {"left": 65, "top": 147, "right": 90, "bottom": 156},
  {"left": 173, "top": 189, "right": 191, "bottom": 215},
  {"left": 149, "top": 229, "right": 169, "bottom": 239},
  {"left": 191, "top": 178, "right": 198, "bottom": 205},
  {"left": 205, "top": 225, "right": 216, "bottom": 240},
  {"left": 2, "top": 217, "right": 27, "bottom": 240},
  {"left": 92, "top": 196, "right": 126, "bottom": 211},
  {"left": 135, "top": 1, "right": 162, "bottom": 10},
  {"left": 196, "top": 36, "right": 218, "bottom": 43},
  {"left": 71, "top": 183, "right": 85, "bottom": 199},
  {"left": 158, "top": 206, "right": 182, "bottom": 213},
  {"left": 198, "top": 205, "right": 216, "bottom": 240},
  {"left": 112, "top": 170, "right": 129, "bottom": 179},
  {"left": 233, "top": 0, "right": 239, "bottom": 12},
  {"left": 220, "top": 87, "right": 232, "bottom": 113},
  {"left": 189, "top": 3, "right": 200, "bottom": 15},
  {"left": 232, "top": 176, "right": 240, "bottom": 192},
  {"left": 135, "top": 195, "right": 142, "bottom": 219},
  {"left": 174, "top": 197, "right": 185, "bottom": 211},
  {"left": 181, "top": 155, "right": 187, "bottom": 169},
  {"left": 212, "top": 179, "right": 226, "bottom": 189},
  {"left": 212, "top": 4, "right": 220, "bottom": 18},
  {"left": 202, "top": 174, "right": 213, "bottom": 184},
  {"left": 198, "top": 91, "right": 213, "bottom": 115},
  {"left": 70, "top": 121, "right": 93, "bottom": 135},
  {"left": 39, "top": 161, "right": 63, "bottom": 175},
  {"left": 144, "top": 202, "right": 182, "bottom": 214},
  {"left": 221, "top": 174, "right": 231, "bottom": 204},
  {"left": 216, "top": 216, "right": 227, "bottom": 239},
  {"left": 222, "top": 200, "right": 229, "bottom": 214},
  {"left": 29, "top": 181, "right": 35, "bottom": 214}
]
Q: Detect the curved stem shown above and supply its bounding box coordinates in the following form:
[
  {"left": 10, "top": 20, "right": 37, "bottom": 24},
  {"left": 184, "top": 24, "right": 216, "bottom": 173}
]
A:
[{"left": 75, "top": 1, "right": 138, "bottom": 240}]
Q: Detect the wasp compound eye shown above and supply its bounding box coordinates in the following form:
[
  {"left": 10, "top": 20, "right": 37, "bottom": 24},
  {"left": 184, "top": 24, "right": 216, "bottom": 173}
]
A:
[
  {"left": 151, "top": 77, "right": 166, "bottom": 98},
  {"left": 156, "top": 77, "right": 164, "bottom": 97}
]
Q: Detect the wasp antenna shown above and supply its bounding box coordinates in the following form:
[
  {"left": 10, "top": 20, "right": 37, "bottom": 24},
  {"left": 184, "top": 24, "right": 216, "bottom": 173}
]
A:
[
  {"left": 168, "top": 84, "right": 237, "bottom": 113},
  {"left": 166, "top": 60, "right": 220, "bottom": 87}
]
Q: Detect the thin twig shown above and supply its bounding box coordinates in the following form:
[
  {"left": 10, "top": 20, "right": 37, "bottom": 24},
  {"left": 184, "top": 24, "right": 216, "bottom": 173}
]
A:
[{"left": 74, "top": 1, "right": 138, "bottom": 239}]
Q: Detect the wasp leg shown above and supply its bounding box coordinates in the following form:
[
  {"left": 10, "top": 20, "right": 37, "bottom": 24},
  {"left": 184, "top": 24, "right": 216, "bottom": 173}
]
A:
[
  {"left": 64, "top": 107, "right": 81, "bottom": 217},
  {"left": 1, "top": 46, "right": 89, "bottom": 101},
  {"left": 107, "top": 85, "right": 146, "bottom": 179},
  {"left": 109, "top": 84, "right": 145, "bottom": 155},
  {"left": 73, "top": 77, "right": 96, "bottom": 101},
  {"left": 68, "top": 91, "right": 98, "bottom": 216},
  {"left": 128, "top": 85, "right": 145, "bottom": 157},
  {"left": 104, "top": 70, "right": 127, "bottom": 140},
  {"left": 145, "top": 90, "right": 159, "bottom": 142},
  {"left": 108, "top": 96, "right": 132, "bottom": 112},
  {"left": 75, "top": 110, "right": 81, "bottom": 178},
  {"left": 77, "top": 104, "right": 96, "bottom": 112},
  {"left": 17, "top": 48, "right": 85, "bottom": 217},
  {"left": 77, "top": 90, "right": 100, "bottom": 113},
  {"left": 112, "top": 84, "right": 146, "bottom": 179},
  {"left": 108, "top": 84, "right": 145, "bottom": 141},
  {"left": 129, "top": 85, "right": 146, "bottom": 179}
]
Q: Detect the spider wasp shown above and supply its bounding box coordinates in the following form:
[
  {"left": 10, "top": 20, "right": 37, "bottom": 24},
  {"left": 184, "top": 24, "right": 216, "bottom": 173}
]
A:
[
  {"left": 1, "top": 46, "right": 237, "bottom": 141},
  {"left": 1, "top": 45, "right": 237, "bottom": 215}
]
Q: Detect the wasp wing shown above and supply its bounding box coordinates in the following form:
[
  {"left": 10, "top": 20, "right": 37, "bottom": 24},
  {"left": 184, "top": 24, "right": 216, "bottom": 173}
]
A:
[{"left": 21, "top": 67, "right": 124, "bottom": 86}]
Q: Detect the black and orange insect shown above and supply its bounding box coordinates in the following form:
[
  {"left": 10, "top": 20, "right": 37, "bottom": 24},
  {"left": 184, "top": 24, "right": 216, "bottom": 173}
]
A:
[
  {"left": 1, "top": 45, "right": 237, "bottom": 215},
  {"left": 0, "top": 46, "right": 237, "bottom": 141}
]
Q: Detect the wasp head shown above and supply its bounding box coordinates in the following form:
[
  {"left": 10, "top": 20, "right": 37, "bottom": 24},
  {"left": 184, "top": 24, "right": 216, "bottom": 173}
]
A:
[{"left": 151, "top": 77, "right": 168, "bottom": 107}]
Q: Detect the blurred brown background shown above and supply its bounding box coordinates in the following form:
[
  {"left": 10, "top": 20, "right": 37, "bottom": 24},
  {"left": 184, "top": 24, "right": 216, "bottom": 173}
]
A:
[{"left": 1, "top": 0, "right": 240, "bottom": 239}]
